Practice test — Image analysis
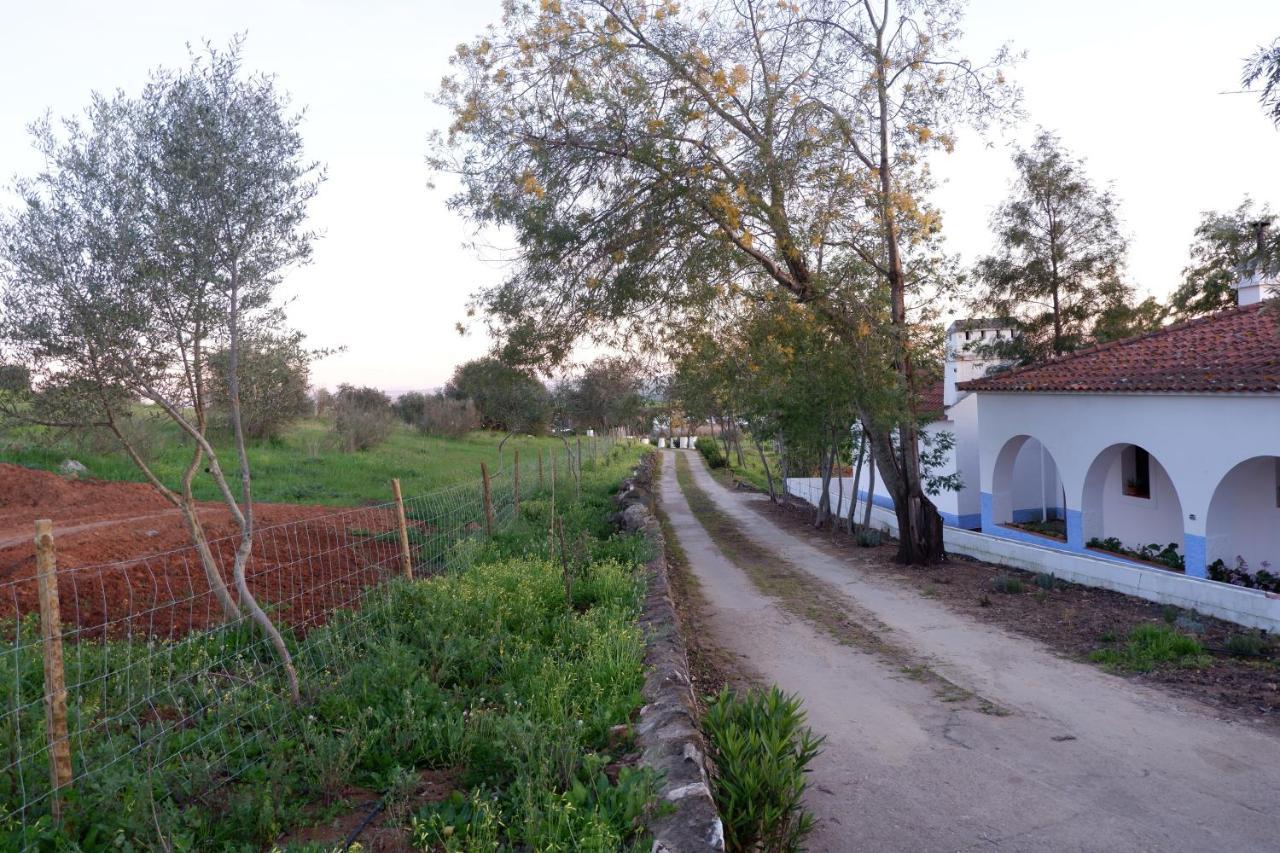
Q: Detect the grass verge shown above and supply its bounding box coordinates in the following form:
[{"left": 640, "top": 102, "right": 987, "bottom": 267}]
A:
[{"left": 1089, "top": 623, "right": 1213, "bottom": 673}]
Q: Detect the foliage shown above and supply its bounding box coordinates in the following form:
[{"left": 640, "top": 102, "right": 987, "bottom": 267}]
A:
[
  {"left": 1168, "top": 198, "right": 1279, "bottom": 319},
  {"left": 1244, "top": 38, "right": 1280, "bottom": 127},
  {"left": 434, "top": 0, "right": 1019, "bottom": 564},
  {"left": 973, "top": 131, "right": 1132, "bottom": 363},
  {"left": 332, "top": 383, "right": 395, "bottom": 452},
  {"left": 445, "top": 357, "right": 552, "bottom": 434},
  {"left": 1208, "top": 556, "right": 1280, "bottom": 593},
  {"left": 696, "top": 436, "right": 727, "bottom": 469},
  {"left": 990, "top": 574, "right": 1025, "bottom": 595},
  {"left": 1091, "top": 296, "right": 1167, "bottom": 344},
  {"left": 1089, "top": 624, "right": 1210, "bottom": 672},
  {"left": 703, "top": 686, "right": 824, "bottom": 853},
  {"left": 0, "top": 446, "right": 654, "bottom": 849},
  {"left": 1087, "top": 538, "right": 1185, "bottom": 571},
  {"left": 558, "top": 356, "right": 648, "bottom": 434},
  {"left": 207, "top": 329, "right": 315, "bottom": 441},
  {"left": 1225, "top": 631, "right": 1272, "bottom": 658}
]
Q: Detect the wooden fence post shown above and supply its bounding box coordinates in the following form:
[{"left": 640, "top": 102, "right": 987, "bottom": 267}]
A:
[
  {"left": 390, "top": 478, "right": 413, "bottom": 581},
  {"left": 480, "top": 462, "right": 494, "bottom": 536},
  {"left": 538, "top": 450, "right": 544, "bottom": 490},
  {"left": 34, "top": 519, "right": 72, "bottom": 825},
  {"left": 513, "top": 449, "right": 521, "bottom": 517}
]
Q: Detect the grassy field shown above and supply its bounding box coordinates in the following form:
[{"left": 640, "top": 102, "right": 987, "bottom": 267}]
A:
[
  {"left": 1, "top": 445, "right": 656, "bottom": 850},
  {"left": 1, "top": 417, "right": 598, "bottom": 505}
]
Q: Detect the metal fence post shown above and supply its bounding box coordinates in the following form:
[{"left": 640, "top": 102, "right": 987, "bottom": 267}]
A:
[
  {"left": 480, "top": 462, "right": 494, "bottom": 536},
  {"left": 34, "top": 519, "right": 72, "bottom": 825}
]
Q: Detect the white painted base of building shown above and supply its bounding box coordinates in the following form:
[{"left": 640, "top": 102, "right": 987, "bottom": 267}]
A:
[{"left": 785, "top": 477, "right": 1280, "bottom": 632}]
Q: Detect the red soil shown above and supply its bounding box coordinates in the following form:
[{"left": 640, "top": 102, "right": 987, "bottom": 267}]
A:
[{"left": 0, "top": 463, "right": 405, "bottom": 639}]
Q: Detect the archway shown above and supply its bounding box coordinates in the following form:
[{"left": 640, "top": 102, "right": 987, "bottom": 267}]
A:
[
  {"left": 1206, "top": 456, "right": 1280, "bottom": 576},
  {"left": 1081, "top": 443, "right": 1185, "bottom": 569},
  {"left": 989, "top": 435, "right": 1067, "bottom": 539}
]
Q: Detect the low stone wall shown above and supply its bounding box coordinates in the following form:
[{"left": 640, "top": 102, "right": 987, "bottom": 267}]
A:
[
  {"left": 785, "top": 477, "right": 1280, "bottom": 632},
  {"left": 615, "top": 455, "right": 725, "bottom": 852}
]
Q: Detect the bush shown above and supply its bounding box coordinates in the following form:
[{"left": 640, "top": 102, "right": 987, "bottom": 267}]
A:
[
  {"left": 855, "top": 527, "right": 882, "bottom": 548},
  {"left": 1089, "top": 623, "right": 1210, "bottom": 672},
  {"left": 207, "top": 331, "right": 314, "bottom": 442},
  {"left": 1208, "top": 556, "right": 1280, "bottom": 593},
  {"left": 696, "top": 436, "right": 727, "bottom": 469},
  {"left": 419, "top": 396, "right": 481, "bottom": 438},
  {"left": 704, "top": 686, "right": 824, "bottom": 853},
  {"left": 990, "top": 574, "right": 1024, "bottom": 594},
  {"left": 332, "top": 384, "right": 394, "bottom": 452},
  {"left": 1225, "top": 632, "right": 1271, "bottom": 658}
]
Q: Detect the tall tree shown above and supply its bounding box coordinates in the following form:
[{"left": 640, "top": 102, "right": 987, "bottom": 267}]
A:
[
  {"left": 974, "top": 131, "right": 1129, "bottom": 363},
  {"left": 1245, "top": 37, "right": 1280, "bottom": 127},
  {"left": 0, "top": 39, "right": 320, "bottom": 702},
  {"left": 1169, "top": 199, "right": 1277, "bottom": 319},
  {"left": 560, "top": 356, "right": 647, "bottom": 433},
  {"left": 434, "top": 0, "right": 1016, "bottom": 564},
  {"left": 445, "top": 357, "right": 552, "bottom": 433}
]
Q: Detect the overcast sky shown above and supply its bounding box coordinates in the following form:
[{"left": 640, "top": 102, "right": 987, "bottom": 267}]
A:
[{"left": 1, "top": 1, "right": 1276, "bottom": 394}]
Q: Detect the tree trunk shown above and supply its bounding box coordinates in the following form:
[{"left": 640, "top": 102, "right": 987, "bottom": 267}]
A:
[
  {"left": 753, "top": 435, "right": 777, "bottom": 502},
  {"left": 835, "top": 438, "right": 845, "bottom": 532},
  {"left": 815, "top": 443, "right": 834, "bottom": 529},
  {"left": 863, "top": 443, "right": 876, "bottom": 532},
  {"left": 848, "top": 430, "right": 866, "bottom": 533},
  {"left": 778, "top": 437, "right": 790, "bottom": 506}
]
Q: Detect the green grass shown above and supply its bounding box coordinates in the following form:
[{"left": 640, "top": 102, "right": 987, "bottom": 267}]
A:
[
  {"left": 0, "top": 447, "right": 654, "bottom": 850},
  {"left": 1088, "top": 623, "right": 1212, "bottom": 673},
  {"left": 1, "top": 417, "right": 595, "bottom": 505},
  {"left": 701, "top": 440, "right": 780, "bottom": 494}
]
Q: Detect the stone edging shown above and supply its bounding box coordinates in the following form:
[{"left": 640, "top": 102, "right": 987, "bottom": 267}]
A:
[{"left": 614, "top": 453, "right": 725, "bottom": 852}]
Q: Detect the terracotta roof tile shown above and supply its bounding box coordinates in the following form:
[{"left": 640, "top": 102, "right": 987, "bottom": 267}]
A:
[{"left": 958, "top": 301, "right": 1280, "bottom": 395}]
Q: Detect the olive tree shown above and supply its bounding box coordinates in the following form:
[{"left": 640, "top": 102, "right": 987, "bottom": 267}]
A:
[
  {"left": 0, "top": 39, "right": 320, "bottom": 701},
  {"left": 435, "top": 0, "right": 1015, "bottom": 563}
]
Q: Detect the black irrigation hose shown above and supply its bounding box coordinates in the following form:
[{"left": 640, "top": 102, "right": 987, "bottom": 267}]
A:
[{"left": 342, "top": 799, "right": 386, "bottom": 851}]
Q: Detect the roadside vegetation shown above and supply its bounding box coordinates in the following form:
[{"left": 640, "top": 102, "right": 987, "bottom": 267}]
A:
[{"left": 1, "top": 447, "right": 655, "bottom": 850}]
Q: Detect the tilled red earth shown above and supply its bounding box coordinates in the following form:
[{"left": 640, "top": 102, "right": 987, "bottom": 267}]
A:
[{"left": 0, "top": 463, "right": 405, "bottom": 638}]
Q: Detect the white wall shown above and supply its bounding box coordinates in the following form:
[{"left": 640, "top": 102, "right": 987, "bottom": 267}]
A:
[
  {"left": 1092, "top": 446, "right": 1184, "bottom": 550},
  {"left": 1207, "top": 456, "right": 1280, "bottom": 570},
  {"left": 1009, "top": 437, "right": 1064, "bottom": 519}
]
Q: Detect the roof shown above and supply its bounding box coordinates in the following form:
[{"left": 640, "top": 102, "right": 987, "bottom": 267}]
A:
[
  {"left": 918, "top": 379, "right": 946, "bottom": 416},
  {"left": 958, "top": 301, "right": 1280, "bottom": 395}
]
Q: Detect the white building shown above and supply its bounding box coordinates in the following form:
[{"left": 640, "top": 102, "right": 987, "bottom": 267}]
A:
[{"left": 794, "top": 274, "right": 1280, "bottom": 583}]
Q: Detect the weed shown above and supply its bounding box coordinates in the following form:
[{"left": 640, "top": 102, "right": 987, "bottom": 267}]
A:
[
  {"left": 990, "top": 574, "right": 1024, "bottom": 595},
  {"left": 1033, "top": 573, "right": 1057, "bottom": 591},
  {"left": 1225, "top": 632, "right": 1271, "bottom": 658},
  {"left": 1161, "top": 605, "right": 1180, "bottom": 624},
  {"left": 978, "top": 595, "right": 992, "bottom": 608},
  {"left": 1089, "top": 623, "right": 1211, "bottom": 672}
]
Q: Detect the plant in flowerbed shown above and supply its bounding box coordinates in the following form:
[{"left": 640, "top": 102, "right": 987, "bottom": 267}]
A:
[
  {"left": 1087, "top": 537, "right": 1185, "bottom": 571},
  {"left": 1, "top": 451, "right": 659, "bottom": 850},
  {"left": 1208, "top": 556, "right": 1280, "bottom": 593},
  {"left": 1089, "top": 623, "right": 1212, "bottom": 673}
]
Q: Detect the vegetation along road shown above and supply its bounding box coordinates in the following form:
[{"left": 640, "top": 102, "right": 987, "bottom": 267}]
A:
[{"left": 661, "top": 449, "right": 1280, "bottom": 852}]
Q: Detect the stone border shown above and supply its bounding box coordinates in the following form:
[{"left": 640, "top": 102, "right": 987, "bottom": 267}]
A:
[{"left": 614, "top": 453, "right": 725, "bottom": 853}]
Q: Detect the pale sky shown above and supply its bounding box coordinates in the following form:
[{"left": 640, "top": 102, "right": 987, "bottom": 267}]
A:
[{"left": 1, "top": 1, "right": 1276, "bottom": 394}]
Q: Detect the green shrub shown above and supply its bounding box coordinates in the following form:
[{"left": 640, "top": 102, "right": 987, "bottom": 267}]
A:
[
  {"left": 1225, "top": 632, "right": 1270, "bottom": 658},
  {"left": 704, "top": 686, "right": 824, "bottom": 853},
  {"left": 990, "top": 574, "right": 1024, "bottom": 594},
  {"left": 1089, "top": 623, "right": 1210, "bottom": 672},
  {"left": 1032, "top": 573, "right": 1057, "bottom": 591},
  {"left": 695, "top": 436, "right": 727, "bottom": 469},
  {"left": 855, "top": 528, "right": 882, "bottom": 548}
]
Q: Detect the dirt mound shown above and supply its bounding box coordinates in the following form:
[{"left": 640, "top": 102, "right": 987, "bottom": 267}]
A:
[{"left": 0, "top": 464, "right": 410, "bottom": 638}]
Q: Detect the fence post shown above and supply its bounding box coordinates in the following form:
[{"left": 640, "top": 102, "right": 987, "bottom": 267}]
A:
[
  {"left": 390, "top": 478, "right": 413, "bottom": 581},
  {"left": 480, "top": 462, "right": 494, "bottom": 536},
  {"left": 513, "top": 449, "right": 521, "bottom": 517},
  {"left": 538, "top": 450, "right": 544, "bottom": 491},
  {"left": 34, "top": 519, "right": 72, "bottom": 825}
]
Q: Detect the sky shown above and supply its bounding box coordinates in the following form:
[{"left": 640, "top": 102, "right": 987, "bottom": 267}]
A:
[{"left": 0, "top": 0, "right": 1276, "bottom": 394}]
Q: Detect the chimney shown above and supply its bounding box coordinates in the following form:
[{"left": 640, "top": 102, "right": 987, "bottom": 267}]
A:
[{"left": 1235, "top": 218, "right": 1275, "bottom": 307}]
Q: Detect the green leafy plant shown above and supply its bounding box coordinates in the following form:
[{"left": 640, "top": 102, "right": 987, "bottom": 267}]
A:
[
  {"left": 1087, "top": 538, "right": 1185, "bottom": 571},
  {"left": 1033, "top": 573, "right": 1058, "bottom": 591},
  {"left": 703, "top": 687, "right": 824, "bottom": 853},
  {"left": 1208, "top": 557, "right": 1280, "bottom": 593},
  {"left": 990, "top": 574, "right": 1025, "bottom": 595},
  {"left": 1088, "top": 623, "right": 1211, "bottom": 672},
  {"left": 696, "top": 436, "right": 728, "bottom": 469}
]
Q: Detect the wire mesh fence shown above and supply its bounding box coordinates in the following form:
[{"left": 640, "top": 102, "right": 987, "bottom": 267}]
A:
[{"left": 0, "top": 434, "right": 625, "bottom": 847}]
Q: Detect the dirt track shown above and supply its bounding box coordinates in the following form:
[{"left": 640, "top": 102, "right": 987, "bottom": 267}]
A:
[
  {"left": 0, "top": 463, "right": 401, "bottom": 637},
  {"left": 660, "top": 449, "right": 1280, "bottom": 852}
]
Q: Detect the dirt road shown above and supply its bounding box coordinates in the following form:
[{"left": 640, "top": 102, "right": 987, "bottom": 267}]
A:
[{"left": 658, "top": 450, "right": 1280, "bottom": 852}]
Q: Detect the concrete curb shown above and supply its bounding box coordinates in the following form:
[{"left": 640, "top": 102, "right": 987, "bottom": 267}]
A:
[{"left": 614, "top": 453, "right": 725, "bottom": 853}]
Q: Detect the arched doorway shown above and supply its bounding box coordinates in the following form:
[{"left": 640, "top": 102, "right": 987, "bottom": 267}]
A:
[
  {"left": 989, "top": 435, "right": 1067, "bottom": 540},
  {"left": 1081, "top": 443, "right": 1185, "bottom": 569},
  {"left": 1206, "top": 456, "right": 1280, "bottom": 576}
]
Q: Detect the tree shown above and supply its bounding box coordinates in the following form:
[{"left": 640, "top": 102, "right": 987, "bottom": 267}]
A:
[
  {"left": 445, "top": 357, "right": 551, "bottom": 433},
  {"left": 560, "top": 356, "right": 647, "bottom": 433},
  {"left": 392, "top": 391, "right": 430, "bottom": 425},
  {"left": 1168, "top": 199, "right": 1278, "bottom": 319},
  {"left": 1245, "top": 38, "right": 1280, "bottom": 127},
  {"left": 973, "top": 132, "right": 1129, "bottom": 363},
  {"left": 207, "top": 330, "right": 315, "bottom": 441},
  {"left": 0, "top": 39, "right": 320, "bottom": 702},
  {"left": 332, "top": 384, "right": 395, "bottom": 451},
  {"left": 434, "top": 0, "right": 1016, "bottom": 564},
  {"left": 1092, "top": 296, "right": 1166, "bottom": 343}
]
